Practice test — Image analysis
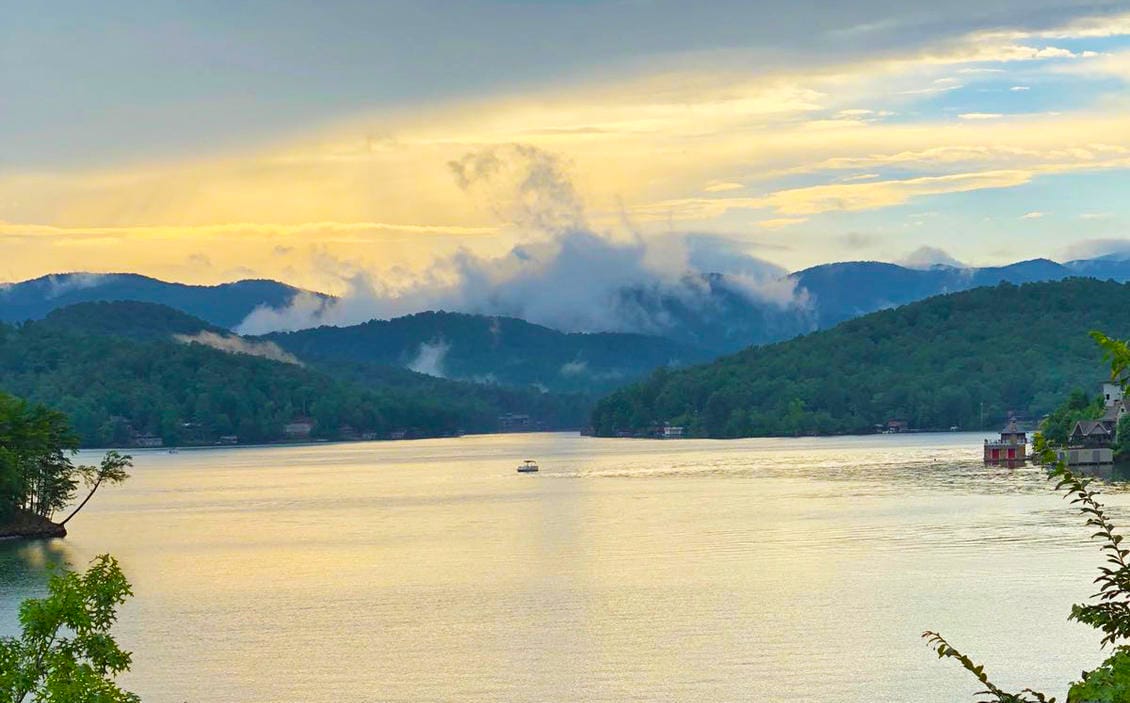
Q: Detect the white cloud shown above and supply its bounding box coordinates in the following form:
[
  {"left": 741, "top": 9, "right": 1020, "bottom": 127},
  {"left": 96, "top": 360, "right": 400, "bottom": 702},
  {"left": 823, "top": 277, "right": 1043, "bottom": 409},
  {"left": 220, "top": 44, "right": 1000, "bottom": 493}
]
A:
[
  {"left": 407, "top": 340, "right": 450, "bottom": 377},
  {"left": 236, "top": 146, "right": 807, "bottom": 335},
  {"left": 173, "top": 331, "right": 302, "bottom": 365},
  {"left": 898, "top": 246, "right": 965, "bottom": 269},
  {"left": 1062, "top": 238, "right": 1130, "bottom": 260},
  {"left": 958, "top": 112, "right": 1004, "bottom": 120},
  {"left": 1021, "top": 211, "right": 1046, "bottom": 219}
]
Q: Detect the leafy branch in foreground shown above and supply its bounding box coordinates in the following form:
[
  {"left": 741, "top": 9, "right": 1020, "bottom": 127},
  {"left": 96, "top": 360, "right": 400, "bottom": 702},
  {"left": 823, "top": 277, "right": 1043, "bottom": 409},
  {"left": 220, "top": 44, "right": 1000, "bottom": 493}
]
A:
[
  {"left": 925, "top": 331, "right": 1130, "bottom": 703},
  {"left": 922, "top": 631, "right": 1053, "bottom": 702},
  {"left": 0, "top": 555, "right": 138, "bottom": 703}
]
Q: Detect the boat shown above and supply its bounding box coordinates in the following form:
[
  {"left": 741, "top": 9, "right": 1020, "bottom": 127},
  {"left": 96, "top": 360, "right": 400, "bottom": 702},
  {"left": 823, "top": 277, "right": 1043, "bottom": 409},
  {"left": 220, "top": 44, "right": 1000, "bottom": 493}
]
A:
[{"left": 516, "top": 459, "right": 539, "bottom": 473}]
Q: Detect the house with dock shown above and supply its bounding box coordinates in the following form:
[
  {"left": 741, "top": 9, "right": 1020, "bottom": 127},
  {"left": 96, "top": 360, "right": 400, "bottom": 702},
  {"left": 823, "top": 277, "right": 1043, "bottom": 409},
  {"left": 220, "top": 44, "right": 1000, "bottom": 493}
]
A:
[
  {"left": 984, "top": 417, "right": 1027, "bottom": 466},
  {"left": 1056, "top": 383, "right": 1126, "bottom": 467}
]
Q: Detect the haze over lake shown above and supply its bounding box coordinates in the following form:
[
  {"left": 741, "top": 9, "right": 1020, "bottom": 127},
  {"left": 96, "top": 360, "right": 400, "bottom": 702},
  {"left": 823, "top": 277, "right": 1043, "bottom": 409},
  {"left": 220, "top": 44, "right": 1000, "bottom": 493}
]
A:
[{"left": 0, "top": 433, "right": 1113, "bottom": 702}]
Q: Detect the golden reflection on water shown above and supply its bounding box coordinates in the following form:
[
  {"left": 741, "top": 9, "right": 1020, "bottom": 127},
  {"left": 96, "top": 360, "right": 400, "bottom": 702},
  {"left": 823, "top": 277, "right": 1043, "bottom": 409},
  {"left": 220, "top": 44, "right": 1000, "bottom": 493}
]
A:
[{"left": 0, "top": 432, "right": 1120, "bottom": 702}]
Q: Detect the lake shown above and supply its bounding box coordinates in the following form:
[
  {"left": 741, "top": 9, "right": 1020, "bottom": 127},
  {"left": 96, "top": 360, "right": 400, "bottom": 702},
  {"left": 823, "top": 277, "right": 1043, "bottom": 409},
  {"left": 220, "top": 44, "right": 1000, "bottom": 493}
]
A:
[{"left": 0, "top": 432, "right": 1119, "bottom": 702}]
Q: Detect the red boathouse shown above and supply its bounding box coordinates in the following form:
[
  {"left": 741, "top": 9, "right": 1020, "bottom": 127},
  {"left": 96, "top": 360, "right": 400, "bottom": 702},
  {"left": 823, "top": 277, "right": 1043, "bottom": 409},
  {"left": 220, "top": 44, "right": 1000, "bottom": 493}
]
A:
[{"left": 984, "top": 417, "right": 1027, "bottom": 466}]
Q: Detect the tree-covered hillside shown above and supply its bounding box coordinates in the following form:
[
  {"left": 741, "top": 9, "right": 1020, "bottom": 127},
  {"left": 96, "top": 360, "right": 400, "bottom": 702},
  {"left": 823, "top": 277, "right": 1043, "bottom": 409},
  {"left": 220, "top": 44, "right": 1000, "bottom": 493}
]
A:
[
  {"left": 39, "top": 300, "right": 228, "bottom": 340},
  {"left": 591, "top": 279, "right": 1130, "bottom": 438},
  {"left": 0, "top": 306, "right": 591, "bottom": 447},
  {"left": 259, "top": 310, "right": 711, "bottom": 393}
]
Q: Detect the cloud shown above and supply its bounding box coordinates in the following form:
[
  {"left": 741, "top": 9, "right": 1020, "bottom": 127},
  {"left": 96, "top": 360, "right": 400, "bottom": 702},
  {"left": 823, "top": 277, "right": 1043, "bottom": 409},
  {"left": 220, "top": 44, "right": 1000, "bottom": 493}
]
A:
[
  {"left": 560, "top": 360, "right": 588, "bottom": 376},
  {"left": 1061, "top": 238, "right": 1130, "bottom": 260},
  {"left": 407, "top": 340, "right": 450, "bottom": 377},
  {"left": 1021, "top": 211, "right": 1046, "bottom": 219},
  {"left": 236, "top": 146, "right": 806, "bottom": 335},
  {"left": 958, "top": 112, "right": 1004, "bottom": 120},
  {"left": 173, "top": 331, "right": 302, "bottom": 365},
  {"left": 42, "top": 273, "right": 108, "bottom": 299},
  {"left": 3, "top": 7, "right": 1130, "bottom": 286},
  {"left": 898, "top": 246, "right": 966, "bottom": 269},
  {"left": 1010, "top": 85, "right": 1031, "bottom": 91}
]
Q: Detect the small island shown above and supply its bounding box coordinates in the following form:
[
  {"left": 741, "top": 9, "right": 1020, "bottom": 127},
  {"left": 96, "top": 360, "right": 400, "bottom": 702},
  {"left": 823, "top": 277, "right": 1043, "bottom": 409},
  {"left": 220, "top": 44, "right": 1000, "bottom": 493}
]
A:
[{"left": 1, "top": 390, "right": 130, "bottom": 541}]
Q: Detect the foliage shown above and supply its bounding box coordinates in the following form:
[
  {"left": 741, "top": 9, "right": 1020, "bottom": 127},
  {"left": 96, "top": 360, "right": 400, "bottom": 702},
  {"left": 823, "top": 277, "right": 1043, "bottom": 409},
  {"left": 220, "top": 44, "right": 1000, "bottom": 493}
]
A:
[
  {"left": 259, "top": 309, "right": 712, "bottom": 394},
  {"left": 0, "top": 305, "right": 592, "bottom": 447},
  {"left": 60, "top": 451, "right": 132, "bottom": 527},
  {"left": 0, "top": 392, "right": 131, "bottom": 524},
  {"left": 0, "top": 392, "right": 79, "bottom": 521},
  {"left": 1064, "top": 649, "right": 1130, "bottom": 703},
  {"left": 1040, "top": 390, "right": 1104, "bottom": 446},
  {"left": 922, "top": 631, "right": 1052, "bottom": 702},
  {"left": 0, "top": 555, "right": 138, "bottom": 703},
  {"left": 925, "top": 331, "right": 1130, "bottom": 702},
  {"left": 592, "top": 279, "right": 1130, "bottom": 438},
  {"left": 1114, "top": 415, "right": 1130, "bottom": 462}
]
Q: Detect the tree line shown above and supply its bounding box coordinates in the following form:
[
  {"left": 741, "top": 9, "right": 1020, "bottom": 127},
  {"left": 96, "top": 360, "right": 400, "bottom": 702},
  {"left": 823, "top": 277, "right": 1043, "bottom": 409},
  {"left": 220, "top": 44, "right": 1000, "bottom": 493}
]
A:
[
  {"left": 592, "top": 279, "right": 1130, "bottom": 438},
  {"left": 0, "top": 310, "right": 591, "bottom": 447}
]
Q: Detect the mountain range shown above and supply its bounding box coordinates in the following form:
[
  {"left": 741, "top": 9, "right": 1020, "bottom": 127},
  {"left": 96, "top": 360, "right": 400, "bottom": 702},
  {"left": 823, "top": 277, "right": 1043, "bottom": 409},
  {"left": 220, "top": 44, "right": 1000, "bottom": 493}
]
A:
[
  {"left": 2, "top": 302, "right": 593, "bottom": 446},
  {"left": 9, "top": 255, "right": 1130, "bottom": 343},
  {"left": 592, "top": 278, "right": 1130, "bottom": 438},
  {"left": 0, "top": 273, "right": 326, "bottom": 329},
  {"left": 4, "top": 254, "right": 1130, "bottom": 395}
]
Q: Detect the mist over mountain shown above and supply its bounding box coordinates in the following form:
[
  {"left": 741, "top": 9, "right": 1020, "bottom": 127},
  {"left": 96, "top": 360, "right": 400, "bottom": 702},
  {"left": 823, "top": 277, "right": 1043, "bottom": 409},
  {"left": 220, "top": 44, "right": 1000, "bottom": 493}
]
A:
[
  {"left": 591, "top": 278, "right": 1130, "bottom": 439},
  {"left": 0, "top": 273, "right": 326, "bottom": 329},
  {"left": 7, "top": 252, "right": 1130, "bottom": 356},
  {"left": 258, "top": 310, "right": 712, "bottom": 394},
  {"left": 6, "top": 301, "right": 594, "bottom": 445}
]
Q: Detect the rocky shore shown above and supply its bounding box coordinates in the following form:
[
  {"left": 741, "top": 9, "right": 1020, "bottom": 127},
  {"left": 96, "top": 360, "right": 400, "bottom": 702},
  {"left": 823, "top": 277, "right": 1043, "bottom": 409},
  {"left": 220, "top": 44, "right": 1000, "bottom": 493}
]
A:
[{"left": 0, "top": 511, "right": 67, "bottom": 540}]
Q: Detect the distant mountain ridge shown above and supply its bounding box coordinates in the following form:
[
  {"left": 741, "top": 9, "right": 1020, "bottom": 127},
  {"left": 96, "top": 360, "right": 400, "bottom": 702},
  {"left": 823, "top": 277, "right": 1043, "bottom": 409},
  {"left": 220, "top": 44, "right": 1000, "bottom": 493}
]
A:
[
  {"left": 0, "top": 273, "right": 329, "bottom": 329},
  {"left": 6, "top": 255, "right": 1130, "bottom": 355},
  {"left": 591, "top": 278, "right": 1130, "bottom": 438},
  {"left": 789, "top": 257, "right": 1081, "bottom": 329}
]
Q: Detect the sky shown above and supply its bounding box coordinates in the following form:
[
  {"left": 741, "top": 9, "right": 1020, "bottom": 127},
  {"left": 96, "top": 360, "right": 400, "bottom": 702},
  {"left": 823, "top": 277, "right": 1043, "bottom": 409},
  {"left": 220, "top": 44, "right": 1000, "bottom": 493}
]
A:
[{"left": 3, "top": 0, "right": 1130, "bottom": 295}]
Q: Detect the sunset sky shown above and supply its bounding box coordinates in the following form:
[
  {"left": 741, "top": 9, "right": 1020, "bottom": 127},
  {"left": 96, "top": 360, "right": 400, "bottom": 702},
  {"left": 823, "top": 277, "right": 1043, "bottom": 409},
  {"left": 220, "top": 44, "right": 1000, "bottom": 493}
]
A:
[{"left": 4, "top": 1, "right": 1130, "bottom": 294}]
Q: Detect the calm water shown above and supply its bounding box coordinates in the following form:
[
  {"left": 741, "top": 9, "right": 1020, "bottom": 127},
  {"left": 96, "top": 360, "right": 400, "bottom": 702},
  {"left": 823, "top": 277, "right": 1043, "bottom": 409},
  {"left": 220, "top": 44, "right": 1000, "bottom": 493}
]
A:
[{"left": 0, "top": 432, "right": 1121, "bottom": 702}]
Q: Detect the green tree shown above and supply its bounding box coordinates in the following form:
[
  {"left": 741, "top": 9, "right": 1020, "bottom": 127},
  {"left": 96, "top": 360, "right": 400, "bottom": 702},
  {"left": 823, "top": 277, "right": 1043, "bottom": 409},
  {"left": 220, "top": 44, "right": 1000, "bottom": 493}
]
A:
[
  {"left": 1114, "top": 414, "right": 1130, "bottom": 461},
  {"left": 0, "top": 392, "right": 132, "bottom": 527},
  {"left": 0, "top": 393, "right": 79, "bottom": 521},
  {"left": 0, "top": 555, "right": 139, "bottom": 703},
  {"left": 59, "top": 451, "right": 132, "bottom": 528}
]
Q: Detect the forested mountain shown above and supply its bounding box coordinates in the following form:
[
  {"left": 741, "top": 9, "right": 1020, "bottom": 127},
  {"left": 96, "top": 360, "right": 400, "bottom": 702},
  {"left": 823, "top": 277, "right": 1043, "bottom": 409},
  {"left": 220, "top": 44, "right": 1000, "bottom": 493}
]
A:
[
  {"left": 7, "top": 255, "right": 1130, "bottom": 355},
  {"left": 0, "top": 273, "right": 329, "bottom": 328},
  {"left": 591, "top": 278, "right": 1130, "bottom": 438},
  {"left": 259, "top": 311, "right": 711, "bottom": 393},
  {"left": 0, "top": 305, "right": 591, "bottom": 447},
  {"left": 789, "top": 258, "right": 1077, "bottom": 329},
  {"left": 39, "top": 300, "right": 228, "bottom": 340}
]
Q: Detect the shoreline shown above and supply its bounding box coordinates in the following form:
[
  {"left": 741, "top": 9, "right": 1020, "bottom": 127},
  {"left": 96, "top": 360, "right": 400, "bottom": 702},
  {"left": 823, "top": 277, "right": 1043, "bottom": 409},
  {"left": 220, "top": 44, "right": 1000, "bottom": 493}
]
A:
[{"left": 0, "top": 512, "right": 67, "bottom": 541}]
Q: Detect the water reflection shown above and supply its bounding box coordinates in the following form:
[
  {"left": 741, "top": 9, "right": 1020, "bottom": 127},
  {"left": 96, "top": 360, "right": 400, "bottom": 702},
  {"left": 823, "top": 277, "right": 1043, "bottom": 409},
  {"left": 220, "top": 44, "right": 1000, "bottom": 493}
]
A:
[
  {"left": 0, "top": 433, "right": 1118, "bottom": 703},
  {"left": 0, "top": 539, "right": 73, "bottom": 587},
  {"left": 0, "top": 539, "right": 75, "bottom": 633},
  {"left": 1068, "top": 462, "right": 1130, "bottom": 483}
]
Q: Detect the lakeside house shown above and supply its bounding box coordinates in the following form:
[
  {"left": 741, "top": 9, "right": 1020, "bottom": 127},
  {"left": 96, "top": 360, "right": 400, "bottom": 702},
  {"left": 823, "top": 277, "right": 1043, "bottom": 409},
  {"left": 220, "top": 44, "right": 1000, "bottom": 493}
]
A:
[
  {"left": 284, "top": 417, "right": 314, "bottom": 439},
  {"left": 1057, "top": 383, "right": 1126, "bottom": 467},
  {"left": 984, "top": 417, "right": 1027, "bottom": 466},
  {"left": 132, "top": 433, "right": 164, "bottom": 448}
]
